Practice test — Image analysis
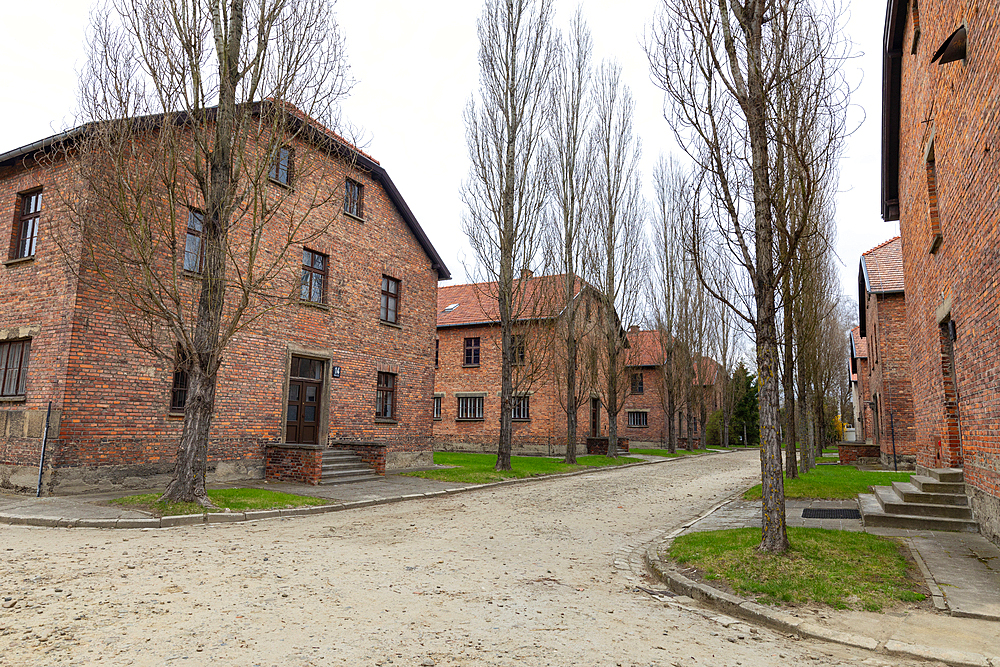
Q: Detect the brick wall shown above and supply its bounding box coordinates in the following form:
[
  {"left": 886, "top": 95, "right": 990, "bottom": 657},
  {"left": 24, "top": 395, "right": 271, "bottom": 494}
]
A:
[
  {"left": 865, "top": 292, "right": 917, "bottom": 464},
  {"left": 892, "top": 2, "right": 1000, "bottom": 538},
  {"left": 265, "top": 444, "right": 322, "bottom": 485}
]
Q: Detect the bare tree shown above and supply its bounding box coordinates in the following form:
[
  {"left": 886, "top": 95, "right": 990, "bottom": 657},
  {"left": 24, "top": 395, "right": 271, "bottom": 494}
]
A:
[
  {"left": 68, "top": 0, "right": 351, "bottom": 505},
  {"left": 546, "top": 8, "right": 593, "bottom": 465},
  {"left": 588, "top": 62, "right": 646, "bottom": 459},
  {"left": 648, "top": 0, "right": 849, "bottom": 551},
  {"left": 462, "top": 0, "right": 555, "bottom": 471}
]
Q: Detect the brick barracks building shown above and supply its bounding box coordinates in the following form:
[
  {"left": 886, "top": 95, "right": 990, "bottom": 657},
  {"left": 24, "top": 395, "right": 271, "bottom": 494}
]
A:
[
  {"left": 848, "top": 326, "right": 872, "bottom": 443},
  {"left": 0, "top": 109, "right": 449, "bottom": 494},
  {"left": 882, "top": 0, "right": 1000, "bottom": 540},
  {"left": 857, "top": 237, "right": 916, "bottom": 468}
]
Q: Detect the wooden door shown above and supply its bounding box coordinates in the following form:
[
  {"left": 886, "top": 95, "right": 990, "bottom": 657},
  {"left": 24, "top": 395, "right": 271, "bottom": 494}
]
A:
[
  {"left": 590, "top": 397, "right": 601, "bottom": 438},
  {"left": 286, "top": 356, "right": 323, "bottom": 444}
]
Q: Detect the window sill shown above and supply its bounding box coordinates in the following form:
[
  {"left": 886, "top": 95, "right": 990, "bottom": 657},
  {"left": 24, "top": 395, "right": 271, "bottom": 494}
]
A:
[
  {"left": 433, "top": 417, "right": 442, "bottom": 421},
  {"left": 181, "top": 269, "right": 203, "bottom": 280},
  {"left": 456, "top": 418, "right": 485, "bottom": 422},
  {"left": 380, "top": 320, "right": 402, "bottom": 329},
  {"left": 374, "top": 418, "right": 398, "bottom": 424},
  {"left": 3, "top": 256, "right": 34, "bottom": 267},
  {"left": 167, "top": 412, "right": 185, "bottom": 419},
  {"left": 512, "top": 418, "right": 531, "bottom": 423},
  {"left": 269, "top": 177, "right": 293, "bottom": 190},
  {"left": 627, "top": 425, "right": 649, "bottom": 429},
  {"left": 299, "top": 299, "right": 331, "bottom": 311},
  {"left": 462, "top": 364, "right": 480, "bottom": 369},
  {"left": 0, "top": 395, "right": 27, "bottom": 403},
  {"left": 343, "top": 210, "right": 365, "bottom": 223}
]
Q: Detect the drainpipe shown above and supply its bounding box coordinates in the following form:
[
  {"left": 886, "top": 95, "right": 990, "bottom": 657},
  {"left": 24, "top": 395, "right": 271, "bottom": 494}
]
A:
[{"left": 35, "top": 402, "right": 52, "bottom": 497}]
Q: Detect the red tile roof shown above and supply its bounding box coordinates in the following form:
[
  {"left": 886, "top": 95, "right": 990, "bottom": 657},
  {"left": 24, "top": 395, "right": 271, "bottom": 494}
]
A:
[
  {"left": 861, "top": 236, "right": 904, "bottom": 293},
  {"left": 851, "top": 326, "right": 868, "bottom": 358},
  {"left": 626, "top": 329, "right": 720, "bottom": 385},
  {"left": 437, "top": 274, "right": 584, "bottom": 327}
]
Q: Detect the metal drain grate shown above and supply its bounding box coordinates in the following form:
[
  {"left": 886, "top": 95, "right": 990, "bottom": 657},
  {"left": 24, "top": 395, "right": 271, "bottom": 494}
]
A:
[{"left": 801, "top": 508, "right": 861, "bottom": 520}]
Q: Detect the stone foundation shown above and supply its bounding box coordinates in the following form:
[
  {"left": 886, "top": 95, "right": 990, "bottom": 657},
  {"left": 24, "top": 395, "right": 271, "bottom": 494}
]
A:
[{"left": 969, "top": 486, "right": 1000, "bottom": 548}]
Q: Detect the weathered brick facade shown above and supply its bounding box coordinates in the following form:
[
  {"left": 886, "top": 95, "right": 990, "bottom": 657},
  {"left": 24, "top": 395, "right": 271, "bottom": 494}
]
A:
[
  {"left": 882, "top": 0, "right": 1000, "bottom": 541},
  {"left": 858, "top": 237, "right": 916, "bottom": 466},
  {"left": 0, "top": 112, "right": 448, "bottom": 494}
]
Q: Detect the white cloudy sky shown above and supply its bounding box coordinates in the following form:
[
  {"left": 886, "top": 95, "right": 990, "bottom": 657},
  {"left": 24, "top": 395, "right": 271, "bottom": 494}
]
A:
[{"left": 0, "top": 0, "right": 896, "bottom": 311}]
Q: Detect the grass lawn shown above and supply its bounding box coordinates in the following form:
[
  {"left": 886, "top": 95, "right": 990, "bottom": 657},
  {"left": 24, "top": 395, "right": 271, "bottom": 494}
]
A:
[
  {"left": 743, "top": 463, "right": 911, "bottom": 500},
  {"left": 110, "top": 487, "right": 330, "bottom": 517},
  {"left": 630, "top": 447, "right": 707, "bottom": 458},
  {"left": 401, "top": 452, "right": 642, "bottom": 484},
  {"left": 668, "top": 527, "right": 926, "bottom": 611}
]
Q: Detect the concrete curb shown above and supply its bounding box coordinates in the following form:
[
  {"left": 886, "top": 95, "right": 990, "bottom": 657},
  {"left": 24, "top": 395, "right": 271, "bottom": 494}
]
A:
[
  {"left": 0, "top": 447, "right": 733, "bottom": 530},
  {"left": 643, "top": 532, "right": 997, "bottom": 667}
]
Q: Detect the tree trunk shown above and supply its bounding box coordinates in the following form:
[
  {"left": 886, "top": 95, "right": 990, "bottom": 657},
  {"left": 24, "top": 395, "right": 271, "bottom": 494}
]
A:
[
  {"left": 564, "top": 313, "right": 578, "bottom": 464},
  {"left": 685, "top": 408, "right": 694, "bottom": 451},
  {"left": 782, "top": 281, "right": 798, "bottom": 479},
  {"left": 161, "top": 366, "right": 215, "bottom": 504},
  {"left": 606, "top": 344, "right": 619, "bottom": 458},
  {"left": 667, "top": 391, "right": 676, "bottom": 453}
]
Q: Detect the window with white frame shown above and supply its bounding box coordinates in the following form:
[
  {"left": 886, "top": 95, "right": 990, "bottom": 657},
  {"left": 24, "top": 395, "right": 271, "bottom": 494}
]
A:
[
  {"left": 627, "top": 411, "right": 648, "bottom": 428},
  {"left": 457, "top": 395, "right": 484, "bottom": 420},
  {"left": 511, "top": 395, "right": 530, "bottom": 421}
]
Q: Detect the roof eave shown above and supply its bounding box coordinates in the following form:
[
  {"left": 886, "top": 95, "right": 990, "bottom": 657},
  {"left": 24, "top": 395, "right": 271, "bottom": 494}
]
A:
[{"left": 882, "top": 0, "right": 905, "bottom": 222}]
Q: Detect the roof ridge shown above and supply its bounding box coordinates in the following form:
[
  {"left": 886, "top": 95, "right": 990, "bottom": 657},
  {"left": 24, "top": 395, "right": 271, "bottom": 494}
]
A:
[{"left": 862, "top": 235, "right": 902, "bottom": 256}]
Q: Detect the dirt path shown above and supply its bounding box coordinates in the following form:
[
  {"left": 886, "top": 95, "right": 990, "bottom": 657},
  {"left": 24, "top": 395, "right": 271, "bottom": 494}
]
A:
[{"left": 1, "top": 450, "right": 930, "bottom": 666}]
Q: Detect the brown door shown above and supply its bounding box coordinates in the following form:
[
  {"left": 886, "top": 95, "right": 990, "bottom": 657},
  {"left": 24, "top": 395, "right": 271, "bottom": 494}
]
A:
[
  {"left": 286, "top": 356, "right": 324, "bottom": 444},
  {"left": 590, "top": 397, "right": 601, "bottom": 437}
]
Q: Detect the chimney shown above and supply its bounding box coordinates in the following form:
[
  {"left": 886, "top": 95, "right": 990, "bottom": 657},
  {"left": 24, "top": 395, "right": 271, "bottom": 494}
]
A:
[
  {"left": 520, "top": 268, "right": 534, "bottom": 280},
  {"left": 628, "top": 325, "right": 640, "bottom": 333}
]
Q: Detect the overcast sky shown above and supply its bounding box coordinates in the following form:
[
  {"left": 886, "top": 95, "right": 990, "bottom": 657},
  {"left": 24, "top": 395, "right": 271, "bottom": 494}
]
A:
[{"left": 0, "top": 0, "right": 897, "bottom": 313}]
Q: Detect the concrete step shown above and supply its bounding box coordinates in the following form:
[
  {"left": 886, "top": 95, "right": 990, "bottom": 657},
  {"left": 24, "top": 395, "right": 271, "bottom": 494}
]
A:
[
  {"left": 318, "top": 473, "right": 382, "bottom": 485},
  {"left": 859, "top": 493, "right": 979, "bottom": 532},
  {"left": 911, "top": 475, "right": 966, "bottom": 495},
  {"left": 322, "top": 461, "right": 366, "bottom": 471},
  {"left": 891, "top": 481, "right": 968, "bottom": 506},
  {"left": 874, "top": 486, "right": 973, "bottom": 519},
  {"left": 919, "top": 466, "right": 964, "bottom": 483}
]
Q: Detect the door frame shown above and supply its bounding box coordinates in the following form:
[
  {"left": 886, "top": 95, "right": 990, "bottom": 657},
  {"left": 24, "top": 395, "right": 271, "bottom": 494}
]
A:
[{"left": 281, "top": 344, "right": 334, "bottom": 446}]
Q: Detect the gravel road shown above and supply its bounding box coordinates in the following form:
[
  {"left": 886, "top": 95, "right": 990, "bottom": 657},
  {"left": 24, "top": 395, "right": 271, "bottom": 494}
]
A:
[{"left": 1, "top": 450, "right": 931, "bottom": 666}]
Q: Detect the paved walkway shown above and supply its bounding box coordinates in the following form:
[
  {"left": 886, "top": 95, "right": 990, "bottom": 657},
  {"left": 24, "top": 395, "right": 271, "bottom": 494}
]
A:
[{"left": 2, "top": 456, "right": 999, "bottom": 663}]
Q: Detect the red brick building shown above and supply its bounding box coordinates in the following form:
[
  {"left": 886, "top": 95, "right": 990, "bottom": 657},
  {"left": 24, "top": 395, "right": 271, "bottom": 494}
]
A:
[
  {"left": 619, "top": 329, "right": 722, "bottom": 449},
  {"left": 858, "top": 237, "right": 916, "bottom": 466},
  {"left": 432, "top": 275, "right": 604, "bottom": 456},
  {"left": 848, "top": 326, "right": 871, "bottom": 440},
  {"left": 0, "top": 111, "right": 449, "bottom": 494},
  {"left": 882, "top": 0, "right": 1000, "bottom": 539}
]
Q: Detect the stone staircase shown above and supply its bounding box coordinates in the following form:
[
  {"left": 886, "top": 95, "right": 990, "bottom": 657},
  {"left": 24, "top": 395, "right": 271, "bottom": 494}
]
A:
[
  {"left": 318, "top": 450, "right": 381, "bottom": 485},
  {"left": 859, "top": 467, "right": 979, "bottom": 532}
]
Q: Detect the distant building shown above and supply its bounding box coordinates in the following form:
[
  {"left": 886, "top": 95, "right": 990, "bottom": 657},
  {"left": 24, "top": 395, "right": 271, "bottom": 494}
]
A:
[
  {"left": 882, "top": 0, "right": 1000, "bottom": 540},
  {"left": 848, "top": 326, "right": 871, "bottom": 441},
  {"left": 858, "top": 237, "right": 916, "bottom": 466}
]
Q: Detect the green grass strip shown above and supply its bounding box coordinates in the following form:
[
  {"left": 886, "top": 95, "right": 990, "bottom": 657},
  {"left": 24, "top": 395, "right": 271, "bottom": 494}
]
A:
[
  {"left": 402, "top": 452, "right": 642, "bottom": 484},
  {"left": 110, "top": 488, "right": 330, "bottom": 517},
  {"left": 668, "top": 527, "right": 926, "bottom": 611},
  {"left": 744, "top": 464, "right": 911, "bottom": 500}
]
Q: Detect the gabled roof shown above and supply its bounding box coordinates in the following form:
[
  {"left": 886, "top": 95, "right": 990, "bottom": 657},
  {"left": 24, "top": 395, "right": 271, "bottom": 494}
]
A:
[
  {"left": 436, "top": 274, "right": 584, "bottom": 328},
  {"left": 625, "top": 329, "right": 721, "bottom": 385},
  {"left": 858, "top": 236, "right": 904, "bottom": 331},
  {"left": 0, "top": 101, "right": 450, "bottom": 280},
  {"left": 861, "top": 236, "right": 905, "bottom": 294},
  {"left": 850, "top": 326, "right": 868, "bottom": 359}
]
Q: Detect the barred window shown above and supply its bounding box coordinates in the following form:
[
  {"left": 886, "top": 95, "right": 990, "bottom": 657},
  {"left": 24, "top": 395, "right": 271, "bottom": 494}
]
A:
[
  {"left": 170, "top": 345, "right": 190, "bottom": 412},
  {"left": 376, "top": 372, "right": 396, "bottom": 420},
  {"left": 457, "top": 396, "right": 484, "bottom": 420},
  {"left": 511, "top": 395, "right": 530, "bottom": 421},
  {"left": 0, "top": 338, "right": 31, "bottom": 397},
  {"left": 433, "top": 396, "right": 442, "bottom": 420},
  {"left": 627, "top": 411, "right": 648, "bottom": 428}
]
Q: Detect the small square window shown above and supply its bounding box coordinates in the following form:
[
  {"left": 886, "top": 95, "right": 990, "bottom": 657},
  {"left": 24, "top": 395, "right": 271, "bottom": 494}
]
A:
[
  {"left": 0, "top": 338, "right": 31, "bottom": 397},
  {"left": 301, "top": 249, "right": 328, "bottom": 303},
  {"left": 345, "top": 179, "right": 363, "bottom": 218},
  {"left": 627, "top": 411, "right": 648, "bottom": 428},
  {"left": 433, "top": 396, "right": 442, "bottom": 420},
  {"left": 11, "top": 189, "right": 42, "bottom": 259},
  {"left": 464, "top": 337, "right": 480, "bottom": 366},
  {"left": 381, "top": 276, "right": 400, "bottom": 323},
  {"left": 376, "top": 372, "right": 396, "bottom": 419},
  {"left": 457, "top": 395, "right": 484, "bottom": 420},
  {"left": 269, "top": 147, "right": 294, "bottom": 186},
  {"left": 170, "top": 345, "right": 190, "bottom": 412},
  {"left": 511, "top": 395, "right": 530, "bottom": 421},
  {"left": 184, "top": 210, "right": 205, "bottom": 273},
  {"left": 631, "top": 372, "right": 644, "bottom": 395}
]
